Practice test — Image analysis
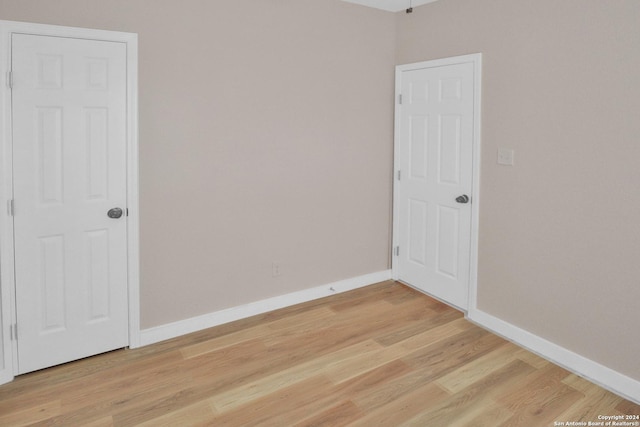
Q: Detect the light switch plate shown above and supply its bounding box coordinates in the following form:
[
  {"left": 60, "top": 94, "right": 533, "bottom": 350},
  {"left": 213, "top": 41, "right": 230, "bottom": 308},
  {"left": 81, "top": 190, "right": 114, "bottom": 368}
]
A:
[{"left": 497, "top": 148, "right": 514, "bottom": 166}]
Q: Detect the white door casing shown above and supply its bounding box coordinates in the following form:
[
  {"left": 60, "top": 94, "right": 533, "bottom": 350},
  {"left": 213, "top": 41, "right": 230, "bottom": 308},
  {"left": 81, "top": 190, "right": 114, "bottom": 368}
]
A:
[
  {"left": 0, "top": 21, "right": 140, "bottom": 383},
  {"left": 392, "top": 54, "right": 481, "bottom": 311}
]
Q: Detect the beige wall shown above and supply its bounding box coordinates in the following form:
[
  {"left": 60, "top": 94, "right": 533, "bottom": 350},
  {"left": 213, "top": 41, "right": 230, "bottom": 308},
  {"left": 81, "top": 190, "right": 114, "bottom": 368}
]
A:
[
  {"left": 397, "top": 0, "right": 640, "bottom": 380},
  {"left": 0, "top": 0, "right": 396, "bottom": 328},
  {"left": 2, "top": 0, "right": 639, "bottom": 385}
]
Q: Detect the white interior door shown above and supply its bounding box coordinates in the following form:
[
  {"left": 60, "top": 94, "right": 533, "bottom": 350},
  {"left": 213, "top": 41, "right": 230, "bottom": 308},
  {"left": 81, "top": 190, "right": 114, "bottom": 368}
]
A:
[
  {"left": 12, "top": 33, "right": 129, "bottom": 374},
  {"left": 395, "top": 59, "right": 477, "bottom": 310}
]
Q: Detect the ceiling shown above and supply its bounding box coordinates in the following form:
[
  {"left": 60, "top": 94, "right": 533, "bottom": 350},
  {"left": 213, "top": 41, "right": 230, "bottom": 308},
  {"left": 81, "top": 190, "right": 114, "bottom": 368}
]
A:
[{"left": 341, "top": 0, "right": 440, "bottom": 12}]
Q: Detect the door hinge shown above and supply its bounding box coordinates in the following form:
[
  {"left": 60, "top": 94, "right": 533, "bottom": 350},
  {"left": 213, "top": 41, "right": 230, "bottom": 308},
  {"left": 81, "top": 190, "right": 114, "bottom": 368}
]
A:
[
  {"left": 397, "top": 170, "right": 401, "bottom": 181},
  {"left": 7, "top": 199, "right": 14, "bottom": 216},
  {"left": 395, "top": 246, "right": 400, "bottom": 256},
  {"left": 10, "top": 324, "right": 17, "bottom": 341},
  {"left": 398, "top": 94, "right": 403, "bottom": 105},
  {"left": 6, "top": 71, "right": 13, "bottom": 89}
]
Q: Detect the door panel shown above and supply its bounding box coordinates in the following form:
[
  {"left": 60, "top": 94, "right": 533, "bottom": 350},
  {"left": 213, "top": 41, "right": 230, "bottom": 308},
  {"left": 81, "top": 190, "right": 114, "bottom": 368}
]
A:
[
  {"left": 436, "top": 205, "right": 459, "bottom": 279},
  {"left": 397, "top": 61, "right": 475, "bottom": 310},
  {"left": 12, "top": 34, "right": 129, "bottom": 374},
  {"left": 438, "top": 115, "right": 462, "bottom": 184},
  {"left": 408, "top": 199, "right": 428, "bottom": 266}
]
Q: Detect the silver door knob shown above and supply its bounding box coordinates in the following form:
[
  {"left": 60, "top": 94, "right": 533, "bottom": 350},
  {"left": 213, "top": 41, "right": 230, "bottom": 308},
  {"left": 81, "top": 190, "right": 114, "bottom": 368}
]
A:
[
  {"left": 107, "top": 207, "right": 123, "bottom": 219},
  {"left": 455, "top": 195, "right": 470, "bottom": 204}
]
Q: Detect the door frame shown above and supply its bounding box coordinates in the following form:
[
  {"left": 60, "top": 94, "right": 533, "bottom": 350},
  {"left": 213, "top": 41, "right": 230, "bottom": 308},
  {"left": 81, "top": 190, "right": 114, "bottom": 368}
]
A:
[
  {"left": 0, "top": 20, "right": 140, "bottom": 384},
  {"left": 391, "top": 53, "right": 482, "bottom": 312}
]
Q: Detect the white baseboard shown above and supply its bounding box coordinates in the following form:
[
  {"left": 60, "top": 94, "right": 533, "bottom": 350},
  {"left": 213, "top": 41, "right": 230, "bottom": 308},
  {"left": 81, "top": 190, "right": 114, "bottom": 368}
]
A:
[
  {"left": 467, "top": 307, "right": 640, "bottom": 405},
  {"left": 138, "top": 270, "right": 392, "bottom": 347}
]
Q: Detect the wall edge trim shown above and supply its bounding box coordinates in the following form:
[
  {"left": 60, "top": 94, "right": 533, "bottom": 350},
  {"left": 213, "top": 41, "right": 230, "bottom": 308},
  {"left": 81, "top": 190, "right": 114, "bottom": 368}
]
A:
[
  {"left": 467, "top": 308, "right": 640, "bottom": 405},
  {"left": 138, "top": 270, "right": 393, "bottom": 347},
  {"left": 340, "top": 0, "right": 440, "bottom": 12}
]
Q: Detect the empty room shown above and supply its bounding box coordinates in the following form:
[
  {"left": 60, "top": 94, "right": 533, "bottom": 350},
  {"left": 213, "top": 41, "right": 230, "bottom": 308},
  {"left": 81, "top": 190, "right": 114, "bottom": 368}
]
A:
[{"left": 0, "top": 0, "right": 638, "bottom": 425}]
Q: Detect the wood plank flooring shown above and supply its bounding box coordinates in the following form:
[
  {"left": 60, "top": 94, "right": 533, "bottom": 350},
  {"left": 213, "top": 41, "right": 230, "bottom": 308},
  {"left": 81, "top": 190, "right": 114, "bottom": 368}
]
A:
[{"left": 1, "top": 281, "right": 638, "bottom": 426}]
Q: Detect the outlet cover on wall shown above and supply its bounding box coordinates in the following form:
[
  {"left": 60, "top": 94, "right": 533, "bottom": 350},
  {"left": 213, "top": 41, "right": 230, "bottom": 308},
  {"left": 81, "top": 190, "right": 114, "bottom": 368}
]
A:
[
  {"left": 497, "top": 148, "right": 515, "bottom": 166},
  {"left": 272, "top": 262, "right": 282, "bottom": 277}
]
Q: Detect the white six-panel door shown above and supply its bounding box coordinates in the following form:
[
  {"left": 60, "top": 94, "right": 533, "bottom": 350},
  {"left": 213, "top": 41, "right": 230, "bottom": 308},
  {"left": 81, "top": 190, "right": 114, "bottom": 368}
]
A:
[
  {"left": 12, "top": 34, "right": 129, "bottom": 374},
  {"left": 394, "top": 57, "right": 479, "bottom": 311}
]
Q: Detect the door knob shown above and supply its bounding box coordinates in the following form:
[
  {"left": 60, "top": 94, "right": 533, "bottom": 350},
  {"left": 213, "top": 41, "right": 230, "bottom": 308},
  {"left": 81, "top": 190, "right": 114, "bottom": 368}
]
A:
[
  {"left": 107, "top": 207, "right": 123, "bottom": 219},
  {"left": 455, "top": 195, "right": 470, "bottom": 204}
]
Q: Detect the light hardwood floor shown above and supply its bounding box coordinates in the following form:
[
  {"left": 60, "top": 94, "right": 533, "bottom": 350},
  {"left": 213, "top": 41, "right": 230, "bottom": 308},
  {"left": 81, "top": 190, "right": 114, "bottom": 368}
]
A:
[{"left": 0, "top": 281, "right": 638, "bottom": 426}]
